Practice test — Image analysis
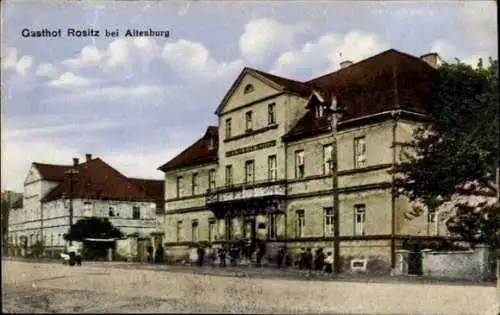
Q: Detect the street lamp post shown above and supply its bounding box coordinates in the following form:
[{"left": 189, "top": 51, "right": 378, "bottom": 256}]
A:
[
  {"left": 65, "top": 166, "right": 79, "bottom": 246},
  {"left": 327, "top": 96, "right": 342, "bottom": 275}
]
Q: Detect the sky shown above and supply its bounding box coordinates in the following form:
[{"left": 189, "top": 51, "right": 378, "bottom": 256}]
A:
[{"left": 1, "top": 1, "right": 498, "bottom": 193}]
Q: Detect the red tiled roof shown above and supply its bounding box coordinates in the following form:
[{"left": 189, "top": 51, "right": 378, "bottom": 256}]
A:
[
  {"left": 128, "top": 178, "right": 165, "bottom": 212},
  {"left": 33, "top": 163, "right": 73, "bottom": 182},
  {"left": 283, "top": 49, "right": 439, "bottom": 141},
  {"left": 42, "top": 158, "right": 154, "bottom": 202},
  {"left": 158, "top": 126, "right": 218, "bottom": 172},
  {"left": 250, "top": 68, "right": 313, "bottom": 97}
]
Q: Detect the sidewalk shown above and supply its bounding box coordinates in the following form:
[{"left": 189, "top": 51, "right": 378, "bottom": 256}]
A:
[{"left": 5, "top": 256, "right": 496, "bottom": 287}]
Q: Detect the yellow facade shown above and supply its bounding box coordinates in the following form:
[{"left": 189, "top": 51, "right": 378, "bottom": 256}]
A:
[{"left": 161, "top": 69, "right": 447, "bottom": 271}]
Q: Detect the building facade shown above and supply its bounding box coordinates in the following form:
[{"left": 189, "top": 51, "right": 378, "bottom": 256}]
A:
[
  {"left": 159, "top": 49, "right": 449, "bottom": 270},
  {"left": 7, "top": 154, "right": 164, "bottom": 259}
]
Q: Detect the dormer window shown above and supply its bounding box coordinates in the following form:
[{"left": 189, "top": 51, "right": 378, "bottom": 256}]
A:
[
  {"left": 208, "top": 137, "right": 216, "bottom": 150},
  {"left": 315, "top": 104, "right": 324, "bottom": 118},
  {"left": 243, "top": 84, "right": 255, "bottom": 94}
]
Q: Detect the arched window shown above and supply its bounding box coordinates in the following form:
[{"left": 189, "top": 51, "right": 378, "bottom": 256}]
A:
[{"left": 243, "top": 84, "right": 255, "bottom": 94}]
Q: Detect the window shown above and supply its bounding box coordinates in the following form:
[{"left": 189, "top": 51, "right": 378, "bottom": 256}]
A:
[
  {"left": 208, "top": 219, "right": 216, "bottom": 242},
  {"left": 268, "top": 155, "right": 277, "bottom": 181},
  {"left": 323, "top": 144, "right": 333, "bottom": 175},
  {"left": 354, "top": 136, "right": 367, "bottom": 168},
  {"left": 176, "top": 176, "right": 184, "bottom": 198},
  {"left": 245, "top": 111, "right": 253, "bottom": 131},
  {"left": 243, "top": 84, "right": 254, "bottom": 94},
  {"left": 191, "top": 220, "right": 199, "bottom": 242},
  {"left": 295, "top": 150, "right": 305, "bottom": 178},
  {"left": 245, "top": 160, "right": 255, "bottom": 184},
  {"left": 428, "top": 209, "right": 437, "bottom": 223},
  {"left": 354, "top": 204, "right": 366, "bottom": 235},
  {"left": 132, "top": 206, "right": 140, "bottom": 219},
  {"left": 268, "top": 103, "right": 276, "bottom": 125},
  {"left": 50, "top": 234, "right": 54, "bottom": 246},
  {"left": 225, "top": 165, "right": 233, "bottom": 186},
  {"left": 296, "top": 210, "right": 305, "bottom": 237},
  {"left": 315, "top": 104, "right": 324, "bottom": 118},
  {"left": 108, "top": 206, "right": 115, "bottom": 217},
  {"left": 176, "top": 221, "right": 183, "bottom": 242},
  {"left": 208, "top": 169, "right": 216, "bottom": 191},
  {"left": 191, "top": 173, "right": 199, "bottom": 195},
  {"left": 269, "top": 214, "right": 277, "bottom": 239},
  {"left": 208, "top": 137, "right": 216, "bottom": 150},
  {"left": 225, "top": 118, "right": 232, "bottom": 139},
  {"left": 324, "top": 207, "right": 334, "bottom": 236},
  {"left": 83, "top": 202, "right": 92, "bottom": 217}
]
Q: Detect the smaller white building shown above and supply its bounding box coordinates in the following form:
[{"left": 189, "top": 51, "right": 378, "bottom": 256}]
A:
[{"left": 8, "top": 154, "right": 164, "bottom": 259}]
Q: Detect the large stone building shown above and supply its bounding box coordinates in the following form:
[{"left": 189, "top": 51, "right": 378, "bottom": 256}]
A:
[
  {"left": 7, "top": 154, "right": 165, "bottom": 259},
  {"left": 158, "top": 49, "right": 448, "bottom": 270}
]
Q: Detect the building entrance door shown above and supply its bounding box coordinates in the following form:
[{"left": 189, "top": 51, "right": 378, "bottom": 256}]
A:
[{"left": 244, "top": 218, "right": 256, "bottom": 240}]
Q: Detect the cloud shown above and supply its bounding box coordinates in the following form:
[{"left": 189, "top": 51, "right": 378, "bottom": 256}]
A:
[
  {"left": 35, "top": 63, "right": 58, "bottom": 77},
  {"left": 62, "top": 45, "right": 102, "bottom": 68},
  {"left": 50, "top": 72, "right": 90, "bottom": 86},
  {"left": 272, "top": 30, "right": 388, "bottom": 78},
  {"left": 1, "top": 47, "right": 34, "bottom": 76},
  {"left": 5, "top": 121, "right": 123, "bottom": 138},
  {"left": 239, "top": 18, "right": 309, "bottom": 64},
  {"left": 1, "top": 138, "right": 80, "bottom": 192},
  {"left": 43, "top": 84, "right": 174, "bottom": 104},
  {"left": 430, "top": 39, "right": 495, "bottom": 68},
  {"left": 162, "top": 39, "right": 243, "bottom": 83}
]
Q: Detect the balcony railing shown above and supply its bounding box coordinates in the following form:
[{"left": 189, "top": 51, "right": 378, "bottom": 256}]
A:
[{"left": 206, "top": 179, "right": 286, "bottom": 204}]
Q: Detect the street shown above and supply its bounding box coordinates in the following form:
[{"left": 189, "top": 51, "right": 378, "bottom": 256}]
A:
[{"left": 2, "top": 260, "right": 498, "bottom": 314}]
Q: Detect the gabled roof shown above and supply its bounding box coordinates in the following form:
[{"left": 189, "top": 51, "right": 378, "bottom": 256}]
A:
[
  {"left": 283, "top": 49, "right": 439, "bottom": 142},
  {"left": 33, "top": 163, "right": 73, "bottom": 182},
  {"left": 215, "top": 67, "right": 313, "bottom": 115},
  {"left": 158, "top": 126, "right": 218, "bottom": 172},
  {"left": 42, "top": 158, "right": 154, "bottom": 202}
]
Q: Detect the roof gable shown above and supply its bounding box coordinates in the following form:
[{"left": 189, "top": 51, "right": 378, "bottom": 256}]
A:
[
  {"left": 28, "top": 163, "right": 72, "bottom": 183},
  {"left": 42, "top": 158, "right": 152, "bottom": 202},
  {"left": 158, "top": 126, "right": 218, "bottom": 172},
  {"left": 215, "top": 67, "right": 313, "bottom": 115}
]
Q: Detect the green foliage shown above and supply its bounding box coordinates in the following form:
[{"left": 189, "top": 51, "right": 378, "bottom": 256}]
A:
[
  {"left": 394, "top": 57, "right": 499, "bottom": 246},
  {"left": 64, "top": 216, "right": 124, "bottom": 242},
  {"left": 30, "top": 239, "right": 46, "bottom": 258}
]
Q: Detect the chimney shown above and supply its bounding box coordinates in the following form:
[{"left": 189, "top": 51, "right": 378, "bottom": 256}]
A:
[
  {"left": 73, "top": 158, "right": 79, "bottom": 166},
  {"left": 85, "top": 153, "right": 92, "bottom": 162},
  {"left": 340, "top": 60, "right": 353, "bottom": 69},
  {"left": 420, "top": 52, "right": 443, "bottom": 69}
]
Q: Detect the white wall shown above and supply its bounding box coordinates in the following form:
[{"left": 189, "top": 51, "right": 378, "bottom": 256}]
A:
[{"left": 422, "top": 245, "right": 491, "bottom": 281}]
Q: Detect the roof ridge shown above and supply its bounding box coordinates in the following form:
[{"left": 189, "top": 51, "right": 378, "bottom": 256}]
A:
[{"left": 307, "top": 48, "right": 400, "bottom": 84}]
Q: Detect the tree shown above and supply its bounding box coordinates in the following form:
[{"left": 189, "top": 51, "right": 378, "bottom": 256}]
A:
[
  {"left": 64, "top": 217, "right": 124, "bottom": 242},
  {"left": 394, "top": 57, "right": 499, "bottom": 248},
  {"left": 1, "top": 199, "right": 10, "bottom": 253}
]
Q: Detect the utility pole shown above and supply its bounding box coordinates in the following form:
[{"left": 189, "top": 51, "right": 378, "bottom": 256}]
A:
[
  {"left": 328, "top": 96, "right": 342, "bottom": 275},
  {"left": 65, "top": 158, "right": 79, "bottom": 246}
]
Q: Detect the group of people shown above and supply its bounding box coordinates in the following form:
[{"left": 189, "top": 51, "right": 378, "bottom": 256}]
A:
[
  {"left": 146, "top": 244, "right": 165, "bottom": 263},
  {"left": 65, "top": 244, "right": 83, "bottom": 266},
  {"left": 298, "top": 248, "right": 334, "bottom": 276}
]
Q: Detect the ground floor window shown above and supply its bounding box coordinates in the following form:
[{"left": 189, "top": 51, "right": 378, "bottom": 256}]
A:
[
  {"left": 269, "top": 214, "right": 277, "bottom": 239},
  {"left": 191, "top": 220, "right": 199, "bottom": 242},
  {"left": 296, "top": 210, "right": 305, "bottom": 238},
  {"left": 208, "top": 219, "right": 216, "bottom": 242},
  {"left": 354, "top": 204, "right": 366, "bottom": 235},
  {"left": 324, "top": 207, "right": 334, "bottom": 237}
]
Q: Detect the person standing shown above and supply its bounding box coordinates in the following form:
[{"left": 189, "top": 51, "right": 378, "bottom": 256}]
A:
[
  {"left": 304, "top": 248, "right": 313, "bottom": 278},
  {"left": 324, "top": 252, "right": 333, "bottom": 274},
  {"left": 147, "top": 245, "right": 153, "bottom": 263},
  {"left": 68, "top": 243, "right": 77, "bottom": 267}
]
